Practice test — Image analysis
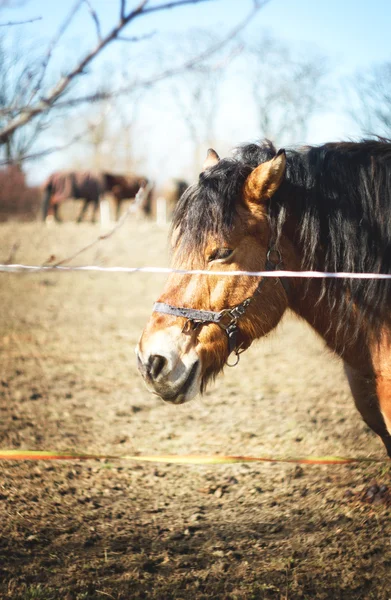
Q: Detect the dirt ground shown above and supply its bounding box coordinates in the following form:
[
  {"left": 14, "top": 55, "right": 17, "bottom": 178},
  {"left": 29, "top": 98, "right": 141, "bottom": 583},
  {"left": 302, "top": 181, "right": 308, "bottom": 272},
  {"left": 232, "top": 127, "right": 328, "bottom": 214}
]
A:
[{"left": 0, "top": 220, "right": 390, "bottom": 600}]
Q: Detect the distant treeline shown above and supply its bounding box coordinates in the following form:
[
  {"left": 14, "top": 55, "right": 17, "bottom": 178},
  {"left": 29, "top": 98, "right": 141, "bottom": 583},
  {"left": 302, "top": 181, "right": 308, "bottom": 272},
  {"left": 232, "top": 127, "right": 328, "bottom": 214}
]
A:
[{"left": 0, "top": 166, "right": 41, "bottom": 221}]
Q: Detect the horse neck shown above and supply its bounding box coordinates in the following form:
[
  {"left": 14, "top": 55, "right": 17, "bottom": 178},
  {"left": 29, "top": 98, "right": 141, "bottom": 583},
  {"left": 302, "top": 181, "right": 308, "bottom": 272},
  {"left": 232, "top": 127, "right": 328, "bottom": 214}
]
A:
[
  {"left": 288, "top": 279, "right": 371, "bottom": 368},
  {"left": 280, "top": 236, "right": 371, "bottom": 370}
]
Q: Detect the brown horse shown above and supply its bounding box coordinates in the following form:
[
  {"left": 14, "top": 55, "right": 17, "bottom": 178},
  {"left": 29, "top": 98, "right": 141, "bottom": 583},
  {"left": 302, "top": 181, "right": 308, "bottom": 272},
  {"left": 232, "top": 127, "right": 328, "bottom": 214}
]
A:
[
  {"left": 103, "top": 173, "right": 154, "bottom": 221},
  {"left": 137, "top": 139, "right": 391, "bottom": 459},
  {"left": 42, "top": 171, "right": 104, "bottom": 223},
  {"left": 42, "top": 171, "right": 153, "bottom": 222}
]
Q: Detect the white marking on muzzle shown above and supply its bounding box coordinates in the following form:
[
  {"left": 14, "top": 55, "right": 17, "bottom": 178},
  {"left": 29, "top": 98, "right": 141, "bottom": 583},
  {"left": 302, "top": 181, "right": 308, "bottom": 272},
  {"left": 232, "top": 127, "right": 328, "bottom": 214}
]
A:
[{"left": 136, "top": 325, "right": 201, "bottom": 403}]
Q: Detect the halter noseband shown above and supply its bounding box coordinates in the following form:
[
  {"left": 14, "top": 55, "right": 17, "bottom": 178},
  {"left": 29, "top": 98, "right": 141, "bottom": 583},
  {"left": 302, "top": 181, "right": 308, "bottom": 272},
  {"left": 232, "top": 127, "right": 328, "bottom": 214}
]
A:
[{"left": 153, "top": 248, "right": 289, "bottom": 366}]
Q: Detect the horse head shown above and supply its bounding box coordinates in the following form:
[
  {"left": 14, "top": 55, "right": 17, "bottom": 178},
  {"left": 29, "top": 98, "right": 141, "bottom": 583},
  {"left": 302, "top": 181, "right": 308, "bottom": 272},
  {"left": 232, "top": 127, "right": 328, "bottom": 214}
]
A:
[{"left": 136, "top": 145, "right": 291, "bottom": 404}]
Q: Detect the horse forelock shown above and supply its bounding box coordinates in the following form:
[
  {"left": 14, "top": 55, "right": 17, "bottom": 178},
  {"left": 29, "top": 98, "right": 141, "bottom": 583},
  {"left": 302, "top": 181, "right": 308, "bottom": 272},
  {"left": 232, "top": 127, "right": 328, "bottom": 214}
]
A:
[{"left": 171, "top": 140, "right": 277, "bottom": 261}]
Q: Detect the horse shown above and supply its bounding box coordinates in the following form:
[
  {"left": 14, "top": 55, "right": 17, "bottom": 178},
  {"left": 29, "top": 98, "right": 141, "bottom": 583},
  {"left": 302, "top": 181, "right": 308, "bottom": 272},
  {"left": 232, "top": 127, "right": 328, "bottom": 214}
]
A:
[
  {"left": 136, "top": 139, "right": 391, "bottom": 459},
  {"left": 42, "top": 171, "right": 105, "bottom": 223},
  {"left": 103, "top": 173, "right": 154, "bottom": 221},
  {"left": 42, "top": 171, "right": 153, "bottom": 222},
  {"left": 42, "top": 170, "right": 105, "bottom": 223}
]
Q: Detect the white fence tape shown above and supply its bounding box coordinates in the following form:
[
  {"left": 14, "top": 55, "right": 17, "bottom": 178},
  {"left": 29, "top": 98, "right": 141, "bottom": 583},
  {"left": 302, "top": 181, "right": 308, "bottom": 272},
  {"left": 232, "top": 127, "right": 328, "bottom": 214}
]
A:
[{"left": 1, "top": 264, "right": 391, "bottom": 279}]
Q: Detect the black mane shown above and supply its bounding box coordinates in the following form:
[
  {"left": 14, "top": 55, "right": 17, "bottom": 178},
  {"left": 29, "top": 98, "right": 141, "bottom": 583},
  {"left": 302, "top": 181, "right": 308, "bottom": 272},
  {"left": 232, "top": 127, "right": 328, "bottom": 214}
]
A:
[
  {"left": 172, "top": 140, "right": 276, "bottom": 256},
  {"left": 173, "top": 139, "right": 391, "bottom": 334}
]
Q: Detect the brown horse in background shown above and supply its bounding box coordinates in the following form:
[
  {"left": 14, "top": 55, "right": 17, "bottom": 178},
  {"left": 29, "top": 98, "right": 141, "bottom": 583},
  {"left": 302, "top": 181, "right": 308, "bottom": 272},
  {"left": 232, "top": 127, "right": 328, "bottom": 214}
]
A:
[
  {"left": 137, "top": 140, "right": 391, "bottom": 460},
  {"left": 103, "top": 173, "right": 154, "bottom": 221},
  {"left": 42, "top": 171, "right": 104, "bottom": 223},
  {"left": 42, "top": 171, "right": 153, "bottom": 222}
]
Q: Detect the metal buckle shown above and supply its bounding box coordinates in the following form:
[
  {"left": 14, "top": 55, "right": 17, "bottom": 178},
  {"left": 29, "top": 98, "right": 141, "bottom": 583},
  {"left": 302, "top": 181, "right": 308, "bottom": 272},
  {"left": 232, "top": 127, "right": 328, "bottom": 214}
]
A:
[
  {"left": 217, "top": 309, "right": 237, "bottom": 331},
  {"left": 266, "top": 247, "right": 282, "bottom": 267},
  {"left": 230, "top": 301, "right": 250, "bottom": 318},
  {"left": 226, "top": 341, "right": 245, "bottom": 368},
  {"left": 226, "top": 352, "right": 240, "bottom": 367}
]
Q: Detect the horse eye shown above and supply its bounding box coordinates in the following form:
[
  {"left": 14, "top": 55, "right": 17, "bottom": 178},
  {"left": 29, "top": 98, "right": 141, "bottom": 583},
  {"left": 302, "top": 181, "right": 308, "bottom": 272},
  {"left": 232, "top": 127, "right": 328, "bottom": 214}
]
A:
[{"left": 209, "top": 248, "right": 234, "bottom": 262}]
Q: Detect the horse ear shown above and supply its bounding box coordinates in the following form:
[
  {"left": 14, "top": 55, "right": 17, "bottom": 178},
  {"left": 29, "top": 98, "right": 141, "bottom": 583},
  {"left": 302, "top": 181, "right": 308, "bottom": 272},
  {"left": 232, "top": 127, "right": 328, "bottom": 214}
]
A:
[
  {"left": 202, "top": 148, "right": 220, "bottom": 171},
  {"left": 243, "top": 149, "right": 286, "bottom": 204}
]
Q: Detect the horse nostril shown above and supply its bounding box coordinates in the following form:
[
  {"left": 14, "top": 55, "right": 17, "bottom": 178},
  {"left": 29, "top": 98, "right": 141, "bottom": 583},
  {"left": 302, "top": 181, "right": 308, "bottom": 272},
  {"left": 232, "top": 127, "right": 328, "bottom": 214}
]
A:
[{"left": 148, "top": 354, "right": 167, "bottom": 380}]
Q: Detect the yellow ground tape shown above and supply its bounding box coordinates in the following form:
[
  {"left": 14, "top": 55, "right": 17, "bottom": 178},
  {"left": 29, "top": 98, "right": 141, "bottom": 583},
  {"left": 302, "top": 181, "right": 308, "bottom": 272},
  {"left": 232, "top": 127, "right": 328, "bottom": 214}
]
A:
[{"left": 0, "top": 450, "right": 388, "bottom": 465}]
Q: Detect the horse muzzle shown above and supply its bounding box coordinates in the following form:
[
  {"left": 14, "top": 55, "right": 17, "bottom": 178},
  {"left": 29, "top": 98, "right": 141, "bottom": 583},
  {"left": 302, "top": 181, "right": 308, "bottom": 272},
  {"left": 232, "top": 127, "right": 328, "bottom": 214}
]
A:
[{"left": 136, "top": 325, "right": 202, "bottom": 404}]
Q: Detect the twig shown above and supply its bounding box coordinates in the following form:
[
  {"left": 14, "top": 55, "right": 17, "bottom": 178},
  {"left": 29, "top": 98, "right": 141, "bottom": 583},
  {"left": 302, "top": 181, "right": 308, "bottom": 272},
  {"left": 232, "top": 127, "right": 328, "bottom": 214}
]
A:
[
  {"left": 50, "top": 185, "right": 148, "bottom": 267},
  {"left": 4, "top": 242, "right": 20, "bottom": 265},
  {"left": 83, "top": 0, "right": 102, "bottom": 41},
  {"left": 140, "top": 0, "right": 211, "bottom": 17},
  {"left": 116, "top": 31, "right": 156, "bottom": 43},
  {"left": 29, "top": 0, "right": 85, "bottom": 105},
  {"left": 120, "top": 0, "right": 127, "bottom": 21},
  {"left": 0, "top": 126, "right": 96, "bottom": 166},
  {"left": 96, "top": 590, "right": 115, "bottom": 600},
  {"left": 0, "top": 16, "right": 42, "bottom": 26}
]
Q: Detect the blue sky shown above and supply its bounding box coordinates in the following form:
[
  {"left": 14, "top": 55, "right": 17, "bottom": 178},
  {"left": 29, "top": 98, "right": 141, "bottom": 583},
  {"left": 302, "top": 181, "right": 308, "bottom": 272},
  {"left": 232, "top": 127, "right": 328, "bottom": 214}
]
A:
[
  {"left": 1, "top": 0, "right": 391, "bottom": 183},
  {"left": 5, "top": 0, "right": 390, "bottom": 70}
]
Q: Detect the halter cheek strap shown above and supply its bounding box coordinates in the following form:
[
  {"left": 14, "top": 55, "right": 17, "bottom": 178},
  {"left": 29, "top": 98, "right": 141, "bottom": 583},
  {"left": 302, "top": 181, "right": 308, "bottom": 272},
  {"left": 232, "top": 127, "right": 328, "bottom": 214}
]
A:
[{"left": 152, "top": 248, "right": 289, "bottom": 365}]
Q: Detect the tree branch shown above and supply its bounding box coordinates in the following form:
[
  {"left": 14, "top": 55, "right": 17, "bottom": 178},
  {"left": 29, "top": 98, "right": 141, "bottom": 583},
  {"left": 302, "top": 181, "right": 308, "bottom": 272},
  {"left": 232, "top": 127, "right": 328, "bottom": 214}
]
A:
[
  {"left": 28, "top": 0, "right": 85, "bottom": 106},
  {"left": 0, "top": 16, "right": 41, "bottom": 26},
  {"left": 49, "top": 185, "right": 148, "bottom": 267},
  {"left": 3, "top": 0, "right": 266, "bottom": 115},
  {"left": 116, "top": 31, "right": 156, "bottom": 43},
  {"left": 0, "top": 0, "right": 213, "bottom": 144},
  {"left": 83, "top": 0, "right": 102, "bottom": 41},
  {"left": 0, "top": 126, "right": 95, "bottom": 166},
  {"left": 120, "top": 0, "right": 127, "bottom": 21}
]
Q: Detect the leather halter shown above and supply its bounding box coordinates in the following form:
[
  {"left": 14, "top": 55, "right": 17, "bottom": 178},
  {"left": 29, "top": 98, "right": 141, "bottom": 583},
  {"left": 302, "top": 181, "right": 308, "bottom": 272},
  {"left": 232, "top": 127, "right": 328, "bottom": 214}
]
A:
[{"left": 153, "top": 248, "right": 289, "bottom": 366}]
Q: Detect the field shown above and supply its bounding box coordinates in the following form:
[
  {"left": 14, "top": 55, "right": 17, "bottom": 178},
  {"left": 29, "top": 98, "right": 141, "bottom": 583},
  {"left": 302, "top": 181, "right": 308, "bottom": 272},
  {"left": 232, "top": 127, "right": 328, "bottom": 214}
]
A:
[{"left": 0, "top": 221, "right": 390, "bottom": 600}]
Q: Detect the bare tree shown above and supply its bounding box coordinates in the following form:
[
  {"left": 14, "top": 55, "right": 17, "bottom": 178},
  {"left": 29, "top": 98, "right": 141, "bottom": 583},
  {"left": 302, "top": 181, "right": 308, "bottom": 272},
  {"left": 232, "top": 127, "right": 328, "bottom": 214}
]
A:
[
  {"left": 246, "top": 33, "right": 329, "bottom": 144},
  {"left": 54, "top": 61, "right": 147, "bottom": 174},
  {"left": 348, "top": 62, "right": 391, "bottom": 137},
  {"left": 0, "top": 0, "right": 265, "bottom": 161},
  {"left": 0, "top": 34, "right": 49, "bottom": 164}
]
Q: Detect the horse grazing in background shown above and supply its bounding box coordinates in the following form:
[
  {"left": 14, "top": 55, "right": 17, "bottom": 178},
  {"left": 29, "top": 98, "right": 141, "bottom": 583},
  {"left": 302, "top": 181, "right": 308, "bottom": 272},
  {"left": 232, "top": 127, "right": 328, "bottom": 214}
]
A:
[
  {"left": 42, "top": 171, "right": 105, "bottom": 223},
  {"left": 42, "top": 171, "right": 153, "bottom": 222},
  {"left": 103, "top": 173, "right": 153, "bottom": 221},
  {"left": 137, "top": 139, "right": 391, "bottom": 459}
]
